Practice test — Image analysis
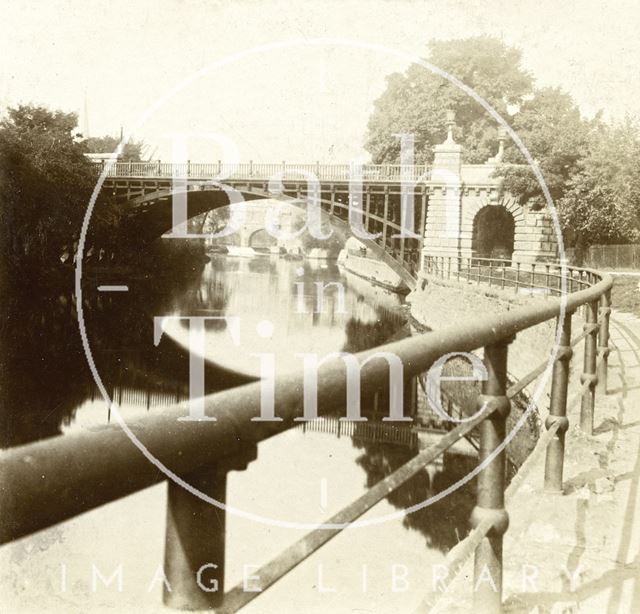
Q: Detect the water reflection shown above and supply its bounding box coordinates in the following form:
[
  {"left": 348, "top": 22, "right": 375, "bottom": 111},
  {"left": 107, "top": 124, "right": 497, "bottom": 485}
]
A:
[
  {"left": 353, "top": 438, "right": 476, "bottom": 552},
  {"left": 159, "top": 256, "right": 408, "bottom": 377},
  {"left": 1, "top": 251, "right": 475, "bottom": 552},
  {"left": 0, "top": 254, "right": 409, "bottom": 446}
]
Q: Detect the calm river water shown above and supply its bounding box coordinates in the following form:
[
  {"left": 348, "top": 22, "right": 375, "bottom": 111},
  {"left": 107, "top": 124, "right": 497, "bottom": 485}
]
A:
[{"left": 1, "top": 253, "right": 476, "bottom": 613}]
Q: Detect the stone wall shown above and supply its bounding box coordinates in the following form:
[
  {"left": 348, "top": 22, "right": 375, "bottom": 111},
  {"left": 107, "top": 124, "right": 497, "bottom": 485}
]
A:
[
  {"left": 422, "top": 121, "right": 557, "bottom": 265},
  {"left": 408, "top": 276, "right": 556, "bottom": 386},
  {"left": 407, "top": 275, "right": 579, "bottom": 465}
]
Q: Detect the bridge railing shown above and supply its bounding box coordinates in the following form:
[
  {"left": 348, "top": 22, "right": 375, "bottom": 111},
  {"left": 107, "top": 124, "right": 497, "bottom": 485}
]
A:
[
  {"left": 0, "top": 259, "right": 612, "bottom": 613},
  {"left": 92, "top": 160, "right": 432, "bottom": 182}
]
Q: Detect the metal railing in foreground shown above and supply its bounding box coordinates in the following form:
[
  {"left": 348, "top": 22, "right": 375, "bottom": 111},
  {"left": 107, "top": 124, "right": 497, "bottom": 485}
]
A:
[{"left": 0, "top": 259, "right": 612, "bottom": 613}]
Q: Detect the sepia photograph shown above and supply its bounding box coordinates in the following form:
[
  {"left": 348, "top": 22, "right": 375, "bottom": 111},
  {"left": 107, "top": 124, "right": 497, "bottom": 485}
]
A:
[{"left": 1, "top": 1, "right": 639, "bottom": 612}]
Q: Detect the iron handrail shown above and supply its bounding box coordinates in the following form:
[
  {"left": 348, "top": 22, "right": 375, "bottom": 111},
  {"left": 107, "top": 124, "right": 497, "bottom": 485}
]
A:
[
  {"left": 0, "top": 266, "right": 611, "bottom": 544},
  {"left": 424, "top": 341, "right": 610, "bottom": 609},
  {"left": 0, "top": 258, "right": 613, "bottom": 613}
]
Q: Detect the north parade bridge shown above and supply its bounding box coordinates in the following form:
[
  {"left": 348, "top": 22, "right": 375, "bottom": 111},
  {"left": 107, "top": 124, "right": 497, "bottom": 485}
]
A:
[
  {"left": 3, "top": 124, "right": 624, "bottom": 614},
  {"left": 96, "top": 125, "right": 557, "bottom": 290}
]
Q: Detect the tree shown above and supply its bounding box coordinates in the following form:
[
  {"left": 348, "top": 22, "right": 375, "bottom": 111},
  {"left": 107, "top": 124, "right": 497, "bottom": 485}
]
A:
[
  {"left": 498, "top": 92, "right": 640, "bottom": 248},
  {"left": 365, "top": 36, "right": 533, "bottom": 164},
  {"left": 497, "top": 87, "right": 596, "bottom": 210},
  {"left": 83, "top": 134, "right": 146, "bottom": 161},
  {"left": 558, "top": 117, "right": 640, "bottom": 249},
  {"left": 0, "top": 105, "right": 122, "bottom": 280}
]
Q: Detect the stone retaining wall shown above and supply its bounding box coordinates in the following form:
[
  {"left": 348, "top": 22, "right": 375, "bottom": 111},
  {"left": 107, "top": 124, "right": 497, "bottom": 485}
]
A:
[{"left": 407, "top": 274, "right": 585, "bottom": 466}]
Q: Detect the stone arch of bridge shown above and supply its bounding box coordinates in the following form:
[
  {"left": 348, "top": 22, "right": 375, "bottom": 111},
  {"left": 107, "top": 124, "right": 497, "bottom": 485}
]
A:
[{"left": 248, "top": 227, "right": 278, "bottom": 249}]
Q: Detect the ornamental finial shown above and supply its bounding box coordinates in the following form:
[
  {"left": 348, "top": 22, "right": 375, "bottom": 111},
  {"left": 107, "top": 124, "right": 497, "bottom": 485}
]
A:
[
  {"left": 445, "top": 109, "right": 456, "bottom": 143},
  {"left": 497, "top": 125, "right": 507, "bottom": 159}
]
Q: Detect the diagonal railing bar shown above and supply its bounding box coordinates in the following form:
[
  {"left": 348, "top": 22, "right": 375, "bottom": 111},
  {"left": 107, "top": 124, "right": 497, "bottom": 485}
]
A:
[
  {"left": 1, "top": 254, "right": 613, "bottom": 613},
  {"left": 220, "top": 405, "right": 494, "bottom": 613},
  {"left": 506, "top": 319, "right": 602, "bottom": 400},
  {"left": 425, "top": 341, "right": 614, "bottom": 613},
  {"left": 415, "top": 256, "right": 615, "bottom": 613},
  {"left": 506, "top": 348, "right": 571, "bottom": 399},
  {"left": 418, "top": 420, "right": 564, "bottom": 613}
]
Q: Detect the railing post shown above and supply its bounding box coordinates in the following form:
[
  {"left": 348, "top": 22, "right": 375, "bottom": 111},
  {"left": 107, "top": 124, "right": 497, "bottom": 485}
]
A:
[
  {"left": 545, "top": 264, "right": 551, "bottom": 295},
  {"left": 472, "top": 340, "right": 511, "bottom": 614},
  {"left": 163, "top": 448, "right": 256, "bottom": 611},
  {"left": 544, "top": 312, "right": 573, "bottom": 493},
  {"left": 531, "top": 263, "right": 537, "bottom": 290},
  {"left": 365, "top": 190, "right": 371, "bottom": 235},
  {"left": 597, "top": 288, "right": 611, "bottom": 394},
  {"left": 382, "top": 187, "right": 389, "bottom": 250},
  {"left": 580, "top": 300, "right": 599, "bottom": 434}
]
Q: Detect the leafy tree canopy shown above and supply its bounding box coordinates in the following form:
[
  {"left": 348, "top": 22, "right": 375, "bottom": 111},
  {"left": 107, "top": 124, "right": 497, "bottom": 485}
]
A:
[
  {"left": 558, "top": 117, "right": 640, "bottom": 248},
  {"left": 367, "top": 36, "right": 640, "bottom": 248},
  {"left": 365, "top": 36, "right": 533, "bottom": 164},
  {"left": 83, "top": 134, "right": 146, "bottom": 162},
  {"left": 497, "top": 87, "right": 598, "bottom": 209},
  {"left": 0, "top": 105, "right": 122, "bottom": 279}
]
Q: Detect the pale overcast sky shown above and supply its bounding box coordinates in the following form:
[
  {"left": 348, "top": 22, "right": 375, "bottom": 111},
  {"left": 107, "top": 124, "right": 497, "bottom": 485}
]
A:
[{"left": 1, "top": 0, "right": 639, "bottom": 162}]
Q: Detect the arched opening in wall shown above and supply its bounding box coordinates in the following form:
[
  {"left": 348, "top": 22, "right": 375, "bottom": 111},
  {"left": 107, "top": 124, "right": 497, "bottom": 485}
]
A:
[
  {"left": 248, "top": 228, "right": 277, "bottom": 250},
  {"left": 472, "top": 206, "right": 515, "bottom": 262}
]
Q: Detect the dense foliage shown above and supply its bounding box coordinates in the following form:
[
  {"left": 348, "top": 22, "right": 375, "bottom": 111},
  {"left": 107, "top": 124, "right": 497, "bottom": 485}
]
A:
[
  {"left": 366, "top": 37, "right": 640, "bottom": 249},
  {"left": 0, "top": 105, "right": 123, "bottom": 281},
  {"left": 365, "top": 36, "right": 533, "bottom": 164},
  {"left": 83, "top": 134, "right": 146, "bottom": 161},
  {"left": 558, "top": 118, "right": 640, "bottom": 248}
]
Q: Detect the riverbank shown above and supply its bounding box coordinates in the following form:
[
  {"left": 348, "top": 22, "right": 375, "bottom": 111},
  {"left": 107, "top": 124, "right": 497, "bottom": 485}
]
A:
[
  {"left": 1, "top": 239, "right": 210, "bottom": 292},
  {"left": 427, "top": 310, "right": 640, "bottom": 613},
  {"left": 407, "top": 274, "right": 556, "bottom": 468}
]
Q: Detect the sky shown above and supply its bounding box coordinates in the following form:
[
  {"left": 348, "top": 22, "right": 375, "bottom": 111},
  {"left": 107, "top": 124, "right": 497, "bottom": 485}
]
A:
[{"left": 1, "top": 0, "right": 639, "bottom": 163}]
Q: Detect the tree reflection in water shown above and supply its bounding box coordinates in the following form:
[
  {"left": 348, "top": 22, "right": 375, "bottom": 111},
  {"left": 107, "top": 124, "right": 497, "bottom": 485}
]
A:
[
  {"left": 353, "top": 437, "right": 476, "bottom": 553},
  {"left": 2, "top": 249, "right": 479, "bottom": 551},
  {"left": 0, "top": 255, "right": 241, "bottom": 448}
]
